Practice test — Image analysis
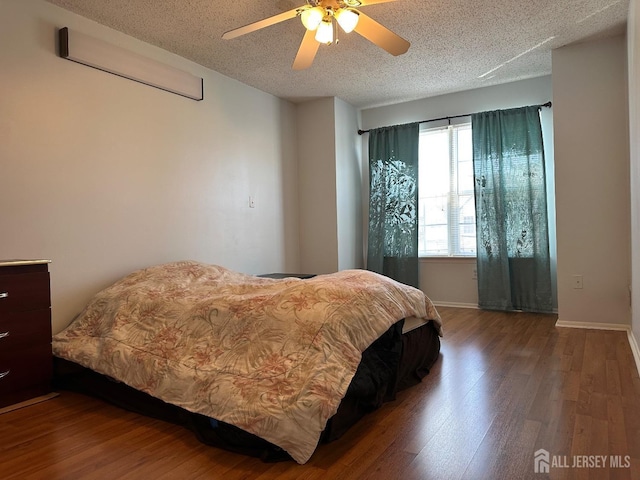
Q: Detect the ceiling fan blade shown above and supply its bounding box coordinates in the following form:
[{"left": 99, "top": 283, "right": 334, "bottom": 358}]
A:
[
  {"left": 358, "top": 0, "right": 398, "bottom": 6},
  {"left": 353, "top": 11, "right": 410, "bottom": 56},
  {"left": 222, "top": 8, "right": 300, "bottom": 40},
  {"left": 293, "top": 29, "right": 320, "bottom": 70}
]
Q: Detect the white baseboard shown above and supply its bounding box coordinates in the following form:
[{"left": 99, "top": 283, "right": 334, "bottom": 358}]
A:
[
  {"left": 628, "top": 329, "right": 640, "bottom": 378},
  {"left": 432, "top": 302, "right": 479, "bottom": 309},
  {"left": 554, "top": 320, "right": 631, "bottom": 331},
  {"left": 428, "top": 313, "right": 640, "bottom": 376},
  {"left": 432, "top": 303, "right": 560, "bottom": 313},
  {"left": 555, "top": 319, "right": 640, "bottom": 377}
]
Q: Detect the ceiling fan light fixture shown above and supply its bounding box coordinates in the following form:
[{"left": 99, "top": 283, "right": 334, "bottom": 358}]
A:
[
  {"left": 300, "top": 6, "right": 324, "bottom": 31},
  {"left": 314, "top": 17, "right": 334, "bottom": 44},
  {"left": 335, "top": 8, "right": 359, "bottom": 33},
  {"left": 223, "top": 0, "right": 410, "bottom": 70}
]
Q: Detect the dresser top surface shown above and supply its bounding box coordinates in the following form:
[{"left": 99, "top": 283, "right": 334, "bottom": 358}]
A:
[{"left": 0, "top": 260, "right": 51, "bottom": 267}]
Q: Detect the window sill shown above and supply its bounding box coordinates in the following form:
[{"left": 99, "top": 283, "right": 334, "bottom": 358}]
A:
[{"left": 419, "top": 256, "right": 476, "bottom": 263}]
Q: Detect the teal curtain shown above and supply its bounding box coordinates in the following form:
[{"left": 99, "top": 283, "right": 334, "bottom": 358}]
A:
[
  {"left": 367, "top": 123, "right": 420, "bottom": 287},
  {"left": 472, "top": 106, "right": 553, "bottom": 312}
]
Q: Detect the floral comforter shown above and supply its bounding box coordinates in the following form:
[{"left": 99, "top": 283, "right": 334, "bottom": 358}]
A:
[{"left": 52, "top": 261, "right": 441, "bottom": 463}]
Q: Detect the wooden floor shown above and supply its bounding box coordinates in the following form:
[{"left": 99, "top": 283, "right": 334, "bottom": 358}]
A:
[{"left": 2, "top": 307, "right": 640, "bottom": 479}]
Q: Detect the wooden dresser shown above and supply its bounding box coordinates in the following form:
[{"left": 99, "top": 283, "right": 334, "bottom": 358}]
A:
[{"left": 0, "top": 260, "right": 53, "bottom": 409}]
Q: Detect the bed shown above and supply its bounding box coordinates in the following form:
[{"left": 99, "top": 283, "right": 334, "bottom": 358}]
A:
[{"left": 52, "top": 261, "right": 442, "bottom": 464}]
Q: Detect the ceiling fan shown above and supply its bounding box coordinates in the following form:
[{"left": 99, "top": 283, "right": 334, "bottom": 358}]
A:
[{"left": 222, "top": 0, "right": 410, "bottom": 70}]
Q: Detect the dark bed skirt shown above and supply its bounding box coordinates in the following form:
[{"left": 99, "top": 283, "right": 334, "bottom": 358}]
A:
[{"left": 53, "top": 320, "right": 440, "bottom": 462}]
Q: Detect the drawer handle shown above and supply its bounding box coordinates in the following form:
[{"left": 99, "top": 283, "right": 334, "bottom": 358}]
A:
[
  {"left": 0, "top": 370, "right": 9, "bottom": 380},
  {"left": 0, "top": 292, "right": 7, "bottom": 299},
  {"left": 0, "top": 331, "right": 8, "bottom": 340}
]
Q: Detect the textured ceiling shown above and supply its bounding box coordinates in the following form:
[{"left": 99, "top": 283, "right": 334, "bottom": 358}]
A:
[{"left": 44, "top": 0, "right": 629, "bottom": 108}]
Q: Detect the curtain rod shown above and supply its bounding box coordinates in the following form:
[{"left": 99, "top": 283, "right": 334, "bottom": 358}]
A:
[{"left": 357, "top": 101, "right": 552, "bottom": 135}]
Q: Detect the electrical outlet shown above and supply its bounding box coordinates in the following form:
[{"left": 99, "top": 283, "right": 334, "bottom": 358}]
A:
[
  {"left": 472, "top": 268, "right": 477, "bottom": 280},
  {"left": 249, "top": 195, "right": 255, "bottom": 208},
  {"left": 572, "top": 275, "right": 583, "bottom": 289}
]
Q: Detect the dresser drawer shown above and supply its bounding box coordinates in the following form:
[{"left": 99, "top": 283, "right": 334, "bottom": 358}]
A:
[
  {"left": 0, "top": 272, "right": 51, "bottom": 313},
  {"left": 0, "top": 309, "right": 52, "bottom": 350},
  {"left": 0, "top": 343, "right": 52, "bottom": 406}
]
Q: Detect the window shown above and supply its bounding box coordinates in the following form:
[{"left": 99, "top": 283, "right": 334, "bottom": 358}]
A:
[{"left": 418, "top": 122, "right": 476, "bottom": 256}]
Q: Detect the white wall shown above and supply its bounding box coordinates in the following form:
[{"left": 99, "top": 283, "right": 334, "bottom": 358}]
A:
[
  {"left": 628, "top": 0, "right": 640, "bottom": 348},
  {"left": 361, "top": 76, "right": 554, "bottom": 131},
  {"left": 360, "top": 76, "right": 554, "bottom": 307},
  {"left": 335, "top": 98, "right": 363, "bottom": 270},
  {"left": 0, "top": 0, "right": 300, "bottom": 333},
  {"left": 296, "top": 98, "right": 339, "bottom": 274},
  {"left": 553, "top": 35, "right": 631, "bottom": 326},
  {"left": 296, "top": 97, "right": 362, "bottom": 273}
]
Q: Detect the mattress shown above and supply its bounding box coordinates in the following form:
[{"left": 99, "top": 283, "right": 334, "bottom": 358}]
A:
[{"left": 402, "top": 315, "right": 431, "bottom": 333}]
